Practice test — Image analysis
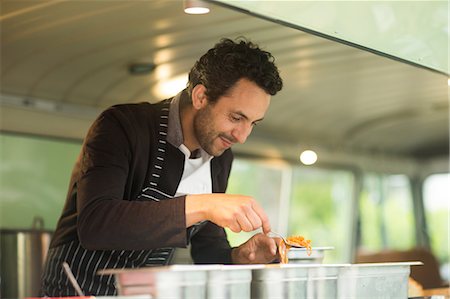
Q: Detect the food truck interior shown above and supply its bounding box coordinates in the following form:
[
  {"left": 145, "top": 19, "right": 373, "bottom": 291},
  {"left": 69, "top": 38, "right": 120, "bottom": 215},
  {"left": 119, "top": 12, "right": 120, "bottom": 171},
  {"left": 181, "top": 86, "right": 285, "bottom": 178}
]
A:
[{"left": 0, "top": 0, "right": 448, "bottom": 297}]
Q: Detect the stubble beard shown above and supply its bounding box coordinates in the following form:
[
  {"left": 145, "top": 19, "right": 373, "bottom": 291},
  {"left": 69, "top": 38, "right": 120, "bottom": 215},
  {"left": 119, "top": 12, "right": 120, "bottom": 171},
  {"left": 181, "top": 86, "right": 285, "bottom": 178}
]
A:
[{"left": 193, "top": 106, "right": 226, "bottom": 157}]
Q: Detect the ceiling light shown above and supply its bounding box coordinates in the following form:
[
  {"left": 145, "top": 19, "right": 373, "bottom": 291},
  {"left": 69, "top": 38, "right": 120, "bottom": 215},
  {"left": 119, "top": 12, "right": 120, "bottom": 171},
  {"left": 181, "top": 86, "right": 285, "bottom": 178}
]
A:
[
  {"left": 300, "top": 150, "right": 318, "bottom": 165},
  {"left": 153, "top": 73, "right": 188, "bottom": 99},
  {"left": 184, "top": 0, "right": 210, "bottom": 14}
]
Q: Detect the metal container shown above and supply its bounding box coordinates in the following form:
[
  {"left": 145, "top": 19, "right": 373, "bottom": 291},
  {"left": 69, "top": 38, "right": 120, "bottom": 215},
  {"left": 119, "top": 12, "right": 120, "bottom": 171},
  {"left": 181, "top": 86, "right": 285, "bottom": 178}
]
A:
[
  {"left": 288, "top": 247, "right": 334, "bottom": 264},
  {"left": 108, "top": 264, "right": 261, "bottom": 299},
  {"left": 337, "top": 262, "right": 422, "bottom": 299},
  {"left": 251, "top": 264, "right": 307, "bottom": 299},
  {"left": 252, "top": 262, "right": 417, "bottom": 299},
  {"left": 252, "top": 264, "right": 347, "bottom": 299},
  {"left": 206, "top": 265, "right": 261, "bottom": 299},
  {"left": 104, "top": 265, "right": 216, "bottom": 299},
  {"left": 152, "top": 265, "right": 208, "bottom": 299},
  {"left": 305, "top": 264, "right": 345, "bottom": 298},
  {"left": 104, "top": 262, "right": 419, "bottom": 299},
  {"left": 0, "top": 218, "right": 52, "bottom": 299}
]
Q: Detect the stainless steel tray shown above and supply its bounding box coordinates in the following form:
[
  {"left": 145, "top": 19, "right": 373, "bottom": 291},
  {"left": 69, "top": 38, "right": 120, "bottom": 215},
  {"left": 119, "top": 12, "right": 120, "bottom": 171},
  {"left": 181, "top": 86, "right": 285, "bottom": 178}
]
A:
[{"left": 99, "top": 262, "right": 422, "bottom": 299}]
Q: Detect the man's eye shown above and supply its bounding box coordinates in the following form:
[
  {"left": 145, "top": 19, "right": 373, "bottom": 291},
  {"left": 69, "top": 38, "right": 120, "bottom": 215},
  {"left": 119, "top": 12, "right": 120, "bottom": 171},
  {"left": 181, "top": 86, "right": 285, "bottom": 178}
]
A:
[{"left": 230, "top": 115, "right": 241, "bottom": 122}]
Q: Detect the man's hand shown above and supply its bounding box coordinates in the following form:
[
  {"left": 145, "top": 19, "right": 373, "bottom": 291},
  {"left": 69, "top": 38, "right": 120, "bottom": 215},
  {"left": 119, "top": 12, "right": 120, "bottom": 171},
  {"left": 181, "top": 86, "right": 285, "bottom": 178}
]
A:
[
  {"left": 185, "top": 194, "right": 271, "bottom": 234},
  {"left": 231, "top": 233, "right": 278, "bottom": 264}
]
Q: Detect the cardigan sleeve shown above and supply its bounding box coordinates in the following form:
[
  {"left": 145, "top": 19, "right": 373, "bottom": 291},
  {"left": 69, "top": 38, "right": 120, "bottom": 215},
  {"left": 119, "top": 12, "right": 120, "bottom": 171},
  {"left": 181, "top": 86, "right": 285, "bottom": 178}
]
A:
[{"left": 76, "top": 106, "right": 188, "bottom": 251}]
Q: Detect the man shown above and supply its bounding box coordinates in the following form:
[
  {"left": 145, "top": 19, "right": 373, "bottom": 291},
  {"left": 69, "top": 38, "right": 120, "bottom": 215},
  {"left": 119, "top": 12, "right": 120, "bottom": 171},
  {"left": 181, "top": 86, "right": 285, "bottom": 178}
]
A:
[{"left": 41, "top": 38, "right": 283, "bottom": 296}]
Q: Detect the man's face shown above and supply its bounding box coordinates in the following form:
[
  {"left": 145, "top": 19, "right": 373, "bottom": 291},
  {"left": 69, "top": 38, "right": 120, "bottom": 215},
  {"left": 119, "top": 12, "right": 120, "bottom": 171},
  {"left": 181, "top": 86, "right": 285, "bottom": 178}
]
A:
[{"left": 193, "top": 78, "right": 271, "bottom": 156}]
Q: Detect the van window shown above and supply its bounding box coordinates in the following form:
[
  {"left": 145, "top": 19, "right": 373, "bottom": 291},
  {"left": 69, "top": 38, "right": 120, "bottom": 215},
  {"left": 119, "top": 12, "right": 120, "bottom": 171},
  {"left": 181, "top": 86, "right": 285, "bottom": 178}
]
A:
[
  {"left": 423, "top": 173, "right": 450, "bottom": 281},
  {"left": 359, "top": 174, "right": 415, "bottom": 251},
  {"left": 226, "top": 158, "right": 286, "bottom": 246},
  {"left": 288, "top": 167, "right": 354, "bottom": 263},
  {"left": 226, "top": 158, "right": 354, "bottom": 263}
]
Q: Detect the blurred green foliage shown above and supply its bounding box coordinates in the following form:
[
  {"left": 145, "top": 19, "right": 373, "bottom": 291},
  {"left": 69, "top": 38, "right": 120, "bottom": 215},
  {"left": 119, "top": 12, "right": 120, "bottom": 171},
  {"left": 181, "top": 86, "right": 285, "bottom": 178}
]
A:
[{"left": 0, "top": 133, "right": 81, "bottom": 229}]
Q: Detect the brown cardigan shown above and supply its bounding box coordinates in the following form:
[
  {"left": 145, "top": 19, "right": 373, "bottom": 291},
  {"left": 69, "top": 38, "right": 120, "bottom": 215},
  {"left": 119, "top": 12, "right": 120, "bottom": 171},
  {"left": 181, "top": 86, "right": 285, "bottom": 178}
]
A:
[{"left": 42, "top": 99, "right": 233, "bottom": 296}]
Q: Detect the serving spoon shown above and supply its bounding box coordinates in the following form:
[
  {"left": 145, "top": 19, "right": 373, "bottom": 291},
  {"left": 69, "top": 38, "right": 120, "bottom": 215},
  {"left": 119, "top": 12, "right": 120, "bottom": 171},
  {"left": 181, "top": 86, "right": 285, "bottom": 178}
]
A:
[{"left": 268, "top": 231, "right": 306, "bottom": 248}]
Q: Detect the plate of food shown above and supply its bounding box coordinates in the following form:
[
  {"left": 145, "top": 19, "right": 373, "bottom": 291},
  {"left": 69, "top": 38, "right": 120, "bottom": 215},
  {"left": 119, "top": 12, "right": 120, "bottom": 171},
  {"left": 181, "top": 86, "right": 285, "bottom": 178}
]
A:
[{"left": 273, "top": 233, "right": 333, "bottom": 264}]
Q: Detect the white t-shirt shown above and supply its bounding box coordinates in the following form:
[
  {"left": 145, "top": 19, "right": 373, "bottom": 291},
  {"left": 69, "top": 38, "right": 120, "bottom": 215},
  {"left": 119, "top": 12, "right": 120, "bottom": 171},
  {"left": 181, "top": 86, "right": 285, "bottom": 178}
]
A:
[{"left": 175, "top": 144, "right": 213, "bottom": 196}]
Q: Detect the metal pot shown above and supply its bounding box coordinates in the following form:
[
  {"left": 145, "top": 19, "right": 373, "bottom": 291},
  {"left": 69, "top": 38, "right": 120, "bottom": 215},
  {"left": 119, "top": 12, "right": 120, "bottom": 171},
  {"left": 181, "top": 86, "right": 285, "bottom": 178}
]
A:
[{"left": 0, "top": 217, "right": 52, "bottom": 299}]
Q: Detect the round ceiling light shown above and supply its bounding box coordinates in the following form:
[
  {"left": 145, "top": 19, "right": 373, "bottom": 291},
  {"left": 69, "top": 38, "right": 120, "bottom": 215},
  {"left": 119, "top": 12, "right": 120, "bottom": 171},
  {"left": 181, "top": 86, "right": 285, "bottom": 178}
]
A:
[
  {"left": 184, "top": 0, "right": 210, "bottom": 14},
  {"left": 300, "top": 150, "right": 318, "bottom": 165}
]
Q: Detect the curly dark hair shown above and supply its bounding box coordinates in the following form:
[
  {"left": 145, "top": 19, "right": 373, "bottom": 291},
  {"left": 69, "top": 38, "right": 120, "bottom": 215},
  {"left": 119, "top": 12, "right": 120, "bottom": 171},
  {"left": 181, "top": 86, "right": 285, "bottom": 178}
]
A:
[{"left": 187, "top": 38, "right": 283, "bottom": 103}]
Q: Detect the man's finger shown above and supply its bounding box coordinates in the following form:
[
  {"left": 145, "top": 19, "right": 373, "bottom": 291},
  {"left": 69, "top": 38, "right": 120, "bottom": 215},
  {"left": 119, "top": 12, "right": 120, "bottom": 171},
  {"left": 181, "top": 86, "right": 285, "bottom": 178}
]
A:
[
  {"left": 259, "top": 234, "right": 277, "bottom": 255},
  {"left": 270, "top": 239, "right": 277, "bottom": 255},
  {"left": 236, "top": 213, "right": 253, "bottom": 232},
  {"left": 261, "top": 220, "right": 271, "bottom": 234},
  {"left": 245, "top": 209, "right": 263, "bottom": 230},
  {"left": 228, "top": 219, "right": 242, "bottom": 233},
  {"left": 251, "top": 202, "right": 271, "bottom": 233}
]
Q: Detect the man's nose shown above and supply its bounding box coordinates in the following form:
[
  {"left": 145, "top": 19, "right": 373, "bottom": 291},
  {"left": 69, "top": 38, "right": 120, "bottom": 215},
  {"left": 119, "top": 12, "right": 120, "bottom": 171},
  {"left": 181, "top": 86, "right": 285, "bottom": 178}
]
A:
[{"left": 232, "top": 123, "right": 253, "bottom": 144}]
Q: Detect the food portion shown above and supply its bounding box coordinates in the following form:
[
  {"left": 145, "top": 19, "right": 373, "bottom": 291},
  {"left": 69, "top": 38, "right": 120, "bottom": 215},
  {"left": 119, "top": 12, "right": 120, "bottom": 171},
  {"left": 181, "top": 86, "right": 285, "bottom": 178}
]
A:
[
  {"left": 278, "top": 235, "right": 312, "bottom": 264},
  {"left": 278, "top": 239, "right": 288, "bottom": 264},
  {"left": 286, "top": 236, "right": 312, "bottom": 255}
]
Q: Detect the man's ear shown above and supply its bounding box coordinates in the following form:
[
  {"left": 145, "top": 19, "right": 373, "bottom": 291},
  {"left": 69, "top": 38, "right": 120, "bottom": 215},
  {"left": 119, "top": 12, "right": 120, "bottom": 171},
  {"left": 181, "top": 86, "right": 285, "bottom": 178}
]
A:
[{"left": 191, "top": 84, "right": 207, "bottom": 110}]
